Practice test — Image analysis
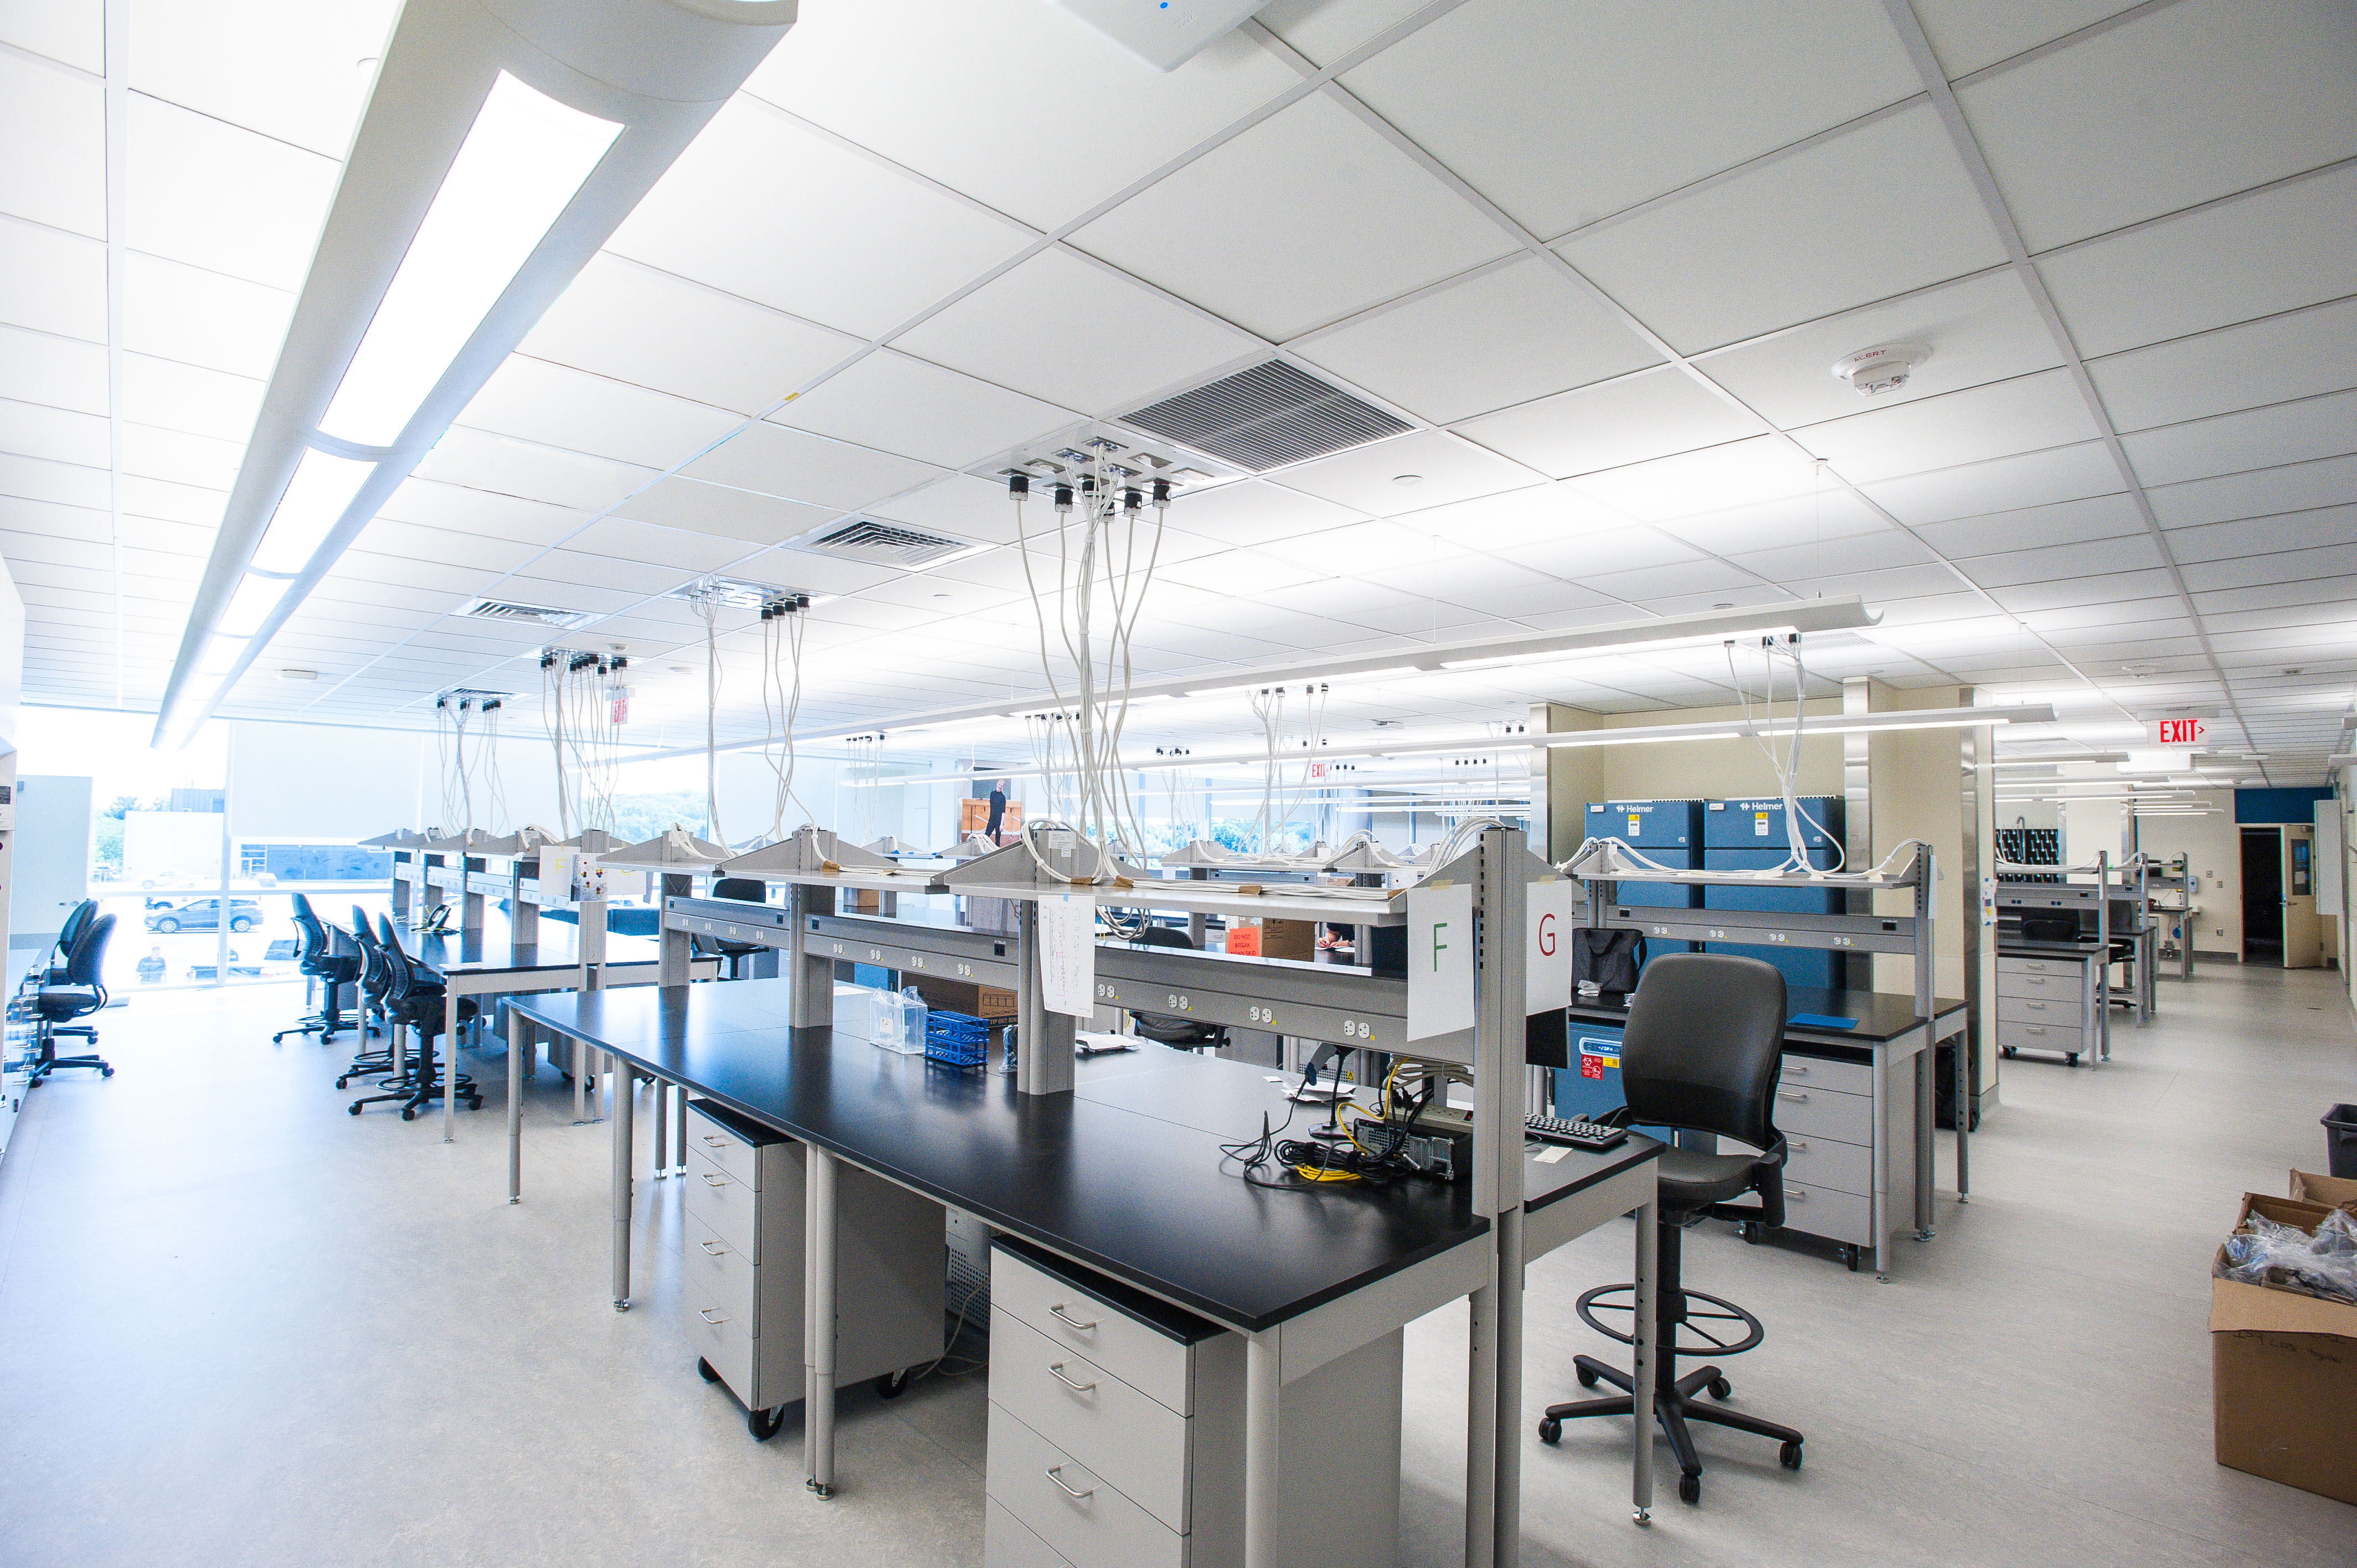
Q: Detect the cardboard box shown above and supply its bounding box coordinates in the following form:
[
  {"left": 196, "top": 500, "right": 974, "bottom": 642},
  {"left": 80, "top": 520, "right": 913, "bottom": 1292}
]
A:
[
  {"left": 907, "top": 974, "right": 1017, "bottom": 1020},
  {"left": 2212, "top": 1192, "right": 2357, "bottom": 1505},
  {"left": 2291, "top": 1169, "right": 2357, "bottom": 1210},
  {"left": 1261, "top": 917, "right": 1316, "bottom": 962}
]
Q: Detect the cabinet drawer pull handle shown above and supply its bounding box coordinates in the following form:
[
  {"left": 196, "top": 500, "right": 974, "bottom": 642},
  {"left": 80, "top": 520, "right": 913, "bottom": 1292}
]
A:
[
  {"left": 1785, "top": 1187, "right": 1806, "bottom": 1200},
  {"left": 1049, "top": 1304, "right": 1098, "bottom": 1332},
  {"left": 1784, "top": 1064, "right": 1809, "bottom": 1075},
  {"left": 702, "top": 1134, "right": 728, "bottom": 1147},
  {"left": 1777, "top": 1091, "right": 1808, "bottom": 1102},
  {"left": 698, "top": 1308, "right": 728, "bottom": 1324},
  {"left": 2026, "top": 1002, "right": 2045, "bottom": 1010},
  {"left": 699, "top": 1239, "right": 729, "bottom": 1255},
  {"left": 1047, "top": 1362, "right": 1098, "bottom": 1394},
  {"left": 1044, "top": 1466, "right": 1094, "bottom": 1502},
  {"left": 1788, "top": 1139, "right": 1809, "bottom": 1151},
  {"left": 702, "top": 1172, "right": 729, "bottom": 1188}
]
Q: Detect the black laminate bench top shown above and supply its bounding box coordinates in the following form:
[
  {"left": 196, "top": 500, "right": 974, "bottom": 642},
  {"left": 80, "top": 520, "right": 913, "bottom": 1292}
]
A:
[
  {"left": 412, "top": 922, "right": 666, "bottom": 977},
  {"left": 1565, "top": 984, "right": 1963, "bottom": 1044},
  {"left": 514, "top": 978, "right": 1655, "bottom": 1333}
]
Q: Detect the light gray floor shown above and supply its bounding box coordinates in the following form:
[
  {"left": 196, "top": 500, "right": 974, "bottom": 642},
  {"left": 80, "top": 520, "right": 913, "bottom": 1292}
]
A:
[{"left": 1, "top": 963, "right": 2351, "bottom": 1566}]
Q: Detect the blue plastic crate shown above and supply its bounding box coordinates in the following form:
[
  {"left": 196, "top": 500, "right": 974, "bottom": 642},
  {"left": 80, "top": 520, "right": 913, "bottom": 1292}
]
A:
[{"left": 925, "top": 1010, "right": 990, "bottom": 1069}]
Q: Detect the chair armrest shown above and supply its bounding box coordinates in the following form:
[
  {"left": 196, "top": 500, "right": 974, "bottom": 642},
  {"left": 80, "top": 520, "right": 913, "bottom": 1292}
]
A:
[{"left": 1748, "top": 1134, "right": 1788, "bottom": 1229}]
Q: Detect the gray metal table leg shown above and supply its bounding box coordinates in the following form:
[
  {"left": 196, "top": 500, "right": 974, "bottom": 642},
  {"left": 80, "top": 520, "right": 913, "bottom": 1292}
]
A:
[
  {"left": 1915, "top": 1045, "right": 1934, "bottom": 1240},
  {"left": 507, "top": 1009, "right": 524, "bottom": 1204},
  {"left": 653, "top": 1079, "right": 668, "bottom": 1178},
  {"left": 676, "top": 1085, "right": 687, "bottom": 1174},
  {"left": 805, "top": 1144, "right": 837, "bottom": 1497},
  {"left": 611, "top": 1065, "right": 633, "bottom": 1311},
  {"left": 442, "top": 989, "right": 459, "bottom": 1142},
  {"left": 1494, "top": 1206, "right": 1525, "bottom": 1568},
  {"left": 1632, "top": 1196, "right": 1656, "bottom": 1525},
  {"left": 1244, "top": 1333, "right": 1277, "bottom": 1567},
  {"left": 1466, "top": 1279, "right": 1497, "bottom": 1568}
]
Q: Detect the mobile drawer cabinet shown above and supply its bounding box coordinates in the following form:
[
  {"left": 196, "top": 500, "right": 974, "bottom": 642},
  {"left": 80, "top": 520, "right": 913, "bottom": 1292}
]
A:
[{"left": 682, "top": 1098, "right": 945, "bottom": 1438}]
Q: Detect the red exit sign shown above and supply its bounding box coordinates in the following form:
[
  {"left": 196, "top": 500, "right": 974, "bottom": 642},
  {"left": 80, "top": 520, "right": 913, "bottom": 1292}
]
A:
[{"left": 2148, "top": 717, "right": 2207, "bottom": 747}]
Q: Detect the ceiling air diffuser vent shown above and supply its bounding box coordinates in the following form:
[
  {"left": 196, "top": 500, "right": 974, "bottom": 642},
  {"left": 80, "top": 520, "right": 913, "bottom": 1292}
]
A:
[
  {"left": 459, "top": 599, "right": 594, "bottom": 630},
  {"left": 1120, "top": 359, "right": 1412, "bottom": 472},
  {"left": 796, "top": 519, "right": 974, "bottom": 570}
]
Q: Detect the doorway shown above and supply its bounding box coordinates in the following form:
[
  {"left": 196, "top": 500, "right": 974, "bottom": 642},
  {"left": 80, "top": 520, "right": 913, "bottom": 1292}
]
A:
[{"left": 2242, "top": 827, "right": 2283, "bottom": 964}]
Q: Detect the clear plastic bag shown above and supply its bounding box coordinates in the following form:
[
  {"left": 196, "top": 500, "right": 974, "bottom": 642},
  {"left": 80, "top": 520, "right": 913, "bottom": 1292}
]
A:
[
  {"left": 2221, "top": 1209, "right": 2357, "bottom": 1303},
  {"left": 871, "top": 986, "right": 928, "bottom": 1055}
]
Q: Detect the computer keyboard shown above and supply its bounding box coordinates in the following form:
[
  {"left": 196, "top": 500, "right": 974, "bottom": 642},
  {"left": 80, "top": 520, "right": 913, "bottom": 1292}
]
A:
[{"left": 1525, "top": 1115, "right": 1628, "bottom": 1151}]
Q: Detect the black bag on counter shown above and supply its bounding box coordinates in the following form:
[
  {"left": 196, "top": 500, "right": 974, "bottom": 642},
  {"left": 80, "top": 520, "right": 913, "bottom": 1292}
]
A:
[{"left": 1572, "top": 928, "right": 1646, "bottom": 997}]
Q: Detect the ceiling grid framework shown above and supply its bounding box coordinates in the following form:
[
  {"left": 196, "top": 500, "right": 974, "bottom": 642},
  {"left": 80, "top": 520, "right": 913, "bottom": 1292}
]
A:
[{"left": 0, "top": 0, "right": 2349, "bottom": 777}]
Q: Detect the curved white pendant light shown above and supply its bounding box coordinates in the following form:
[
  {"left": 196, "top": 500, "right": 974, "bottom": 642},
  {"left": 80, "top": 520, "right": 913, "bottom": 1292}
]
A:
[{"left": 155, "top": 0, "right": 800, "bottom": 749}]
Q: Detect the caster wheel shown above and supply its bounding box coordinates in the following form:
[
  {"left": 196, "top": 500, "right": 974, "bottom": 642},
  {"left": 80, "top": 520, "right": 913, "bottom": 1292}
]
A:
[
  {"left": 1780, "top": 1440, "right": 1803, "bottom": 1471},
  {"left": 469, "top": 1096, "right": 483, "bottom": 1110},
  {"left": 1738, "top": 1221, "right": 1762, "bottom": 1244},
  {"left": 748, "top": 1406, "right": 784, "bottom": 1441},
  {"left": 2066, "top": 1054, "right": 2080, "bottom": 1067},
  {"left": 1678, "top": 1473, "right": 1700, "bottom": 1504},
  {"left": 1842, "top": 1246, "right": 1861, "bottom": 1273},
  {"left": 400, "top": 1107, "right": 416, "bottom": 1121},
  {"left": 336, "top": 1077, "right": 349, "bottom": 1089},
  {"left": 348, "top": 1103, "right": 362, "bottom": 1116},
  {"left": 101, "top": 1067, "right": 114, "bottom": 1077},
  {"left": 1537, "top": 1417, "right": 1561, "bottom": 1446},
  {"left": 697, "top": 1358, "right": 719, "bottom": 1384},
  {"left": 1707, "top": 1376, "right": 1731, "bottom": 1401},
  {"left": 874, "top": 1369, "right": 911, "bottom": 1400},
  {"left": 2001, "top": 1046, "right": 2016, "bottom": 1060},
  {"left": 1576, "top": 1364, "right": 1599, "bottom": 1389}
]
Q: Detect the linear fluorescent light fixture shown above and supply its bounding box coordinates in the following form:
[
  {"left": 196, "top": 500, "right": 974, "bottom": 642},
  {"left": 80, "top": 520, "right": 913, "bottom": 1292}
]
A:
[
  {"left": 151, "top": 0, "right": 798, "bottom": 750},
  {"left": 319, "top": 74, "right": 619, "bottom": 448},
  {"left": 1540, "top": 703, "right": 2055, "bottom": 750}
]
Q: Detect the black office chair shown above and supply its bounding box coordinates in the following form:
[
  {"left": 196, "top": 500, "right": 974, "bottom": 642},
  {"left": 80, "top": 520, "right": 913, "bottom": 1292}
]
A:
[
  {"left": 1126, "top": 925, "right": 1228, "bottom": 1052},
  {"left": 1537, "top": 952, "right": 1803, "bottom": 1503},
  {"left": 276, "top": 894, "right": 370, "bottom": 1044},
  {"left": 32, "top": 912, "right": 115, "bottom": 1081},
  {"left": 694, "top": 876, "right": 769, "bottom": 980},
  {"left": 337, "top": 911, "right": 400, "bottom": 1095},
  {"left": 42, "top": 899, "right": 99, "bottom": 986},
  {"left": 362, "top": 916, "right": 480, "bottom": 1121}
]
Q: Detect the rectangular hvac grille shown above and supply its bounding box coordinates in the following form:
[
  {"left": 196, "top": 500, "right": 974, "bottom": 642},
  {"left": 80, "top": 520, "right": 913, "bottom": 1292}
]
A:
[
  {"left": 460, "top": 598, "right": 593, "bottom": 630},
  {"left": 800, "top": 519, "right": 971, "bottom": 569},
  {"left": 1120, "top": 359, "right": 1412, "bottom": 472}
]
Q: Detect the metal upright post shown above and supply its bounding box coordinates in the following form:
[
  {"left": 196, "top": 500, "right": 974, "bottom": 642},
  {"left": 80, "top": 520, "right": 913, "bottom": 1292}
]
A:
[
  {"left": 507, "top": 1005, "right": 525, "bottom": 1203},
  {"left": 1016, "top": 898, "right": 1074, "bottom": 1095},
  {"left": 1630, "top": 1195, "right": 1657, "bottom": 1525},
  {"left": 1243, "top": 1334, "right": 1279, "bottom": 1568},
  {"left": 789, "top": 885, "right": 835, "bottom": 1029},
  {"left": 611, "top": 1055, "right": 634, "bottom": 1311},
  {"left": 658, "top": 870, "right": 693, "bottom": 986},
  {"left": 2096, "top": 849, "right": 2111, "bottom": 1062},
  {"left": 652, "top": 1080, "right": 668, "bottom": 1178},
  {"left": 805, "top": 1144, "right": 838, "bottom": 1497},
  {"left": 1843, "top": 675, "right": 1875, "bottom": 992}
]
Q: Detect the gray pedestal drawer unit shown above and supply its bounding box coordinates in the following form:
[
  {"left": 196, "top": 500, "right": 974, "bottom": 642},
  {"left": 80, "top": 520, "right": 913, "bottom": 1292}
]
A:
[
  {"left": 984, "top": 1238, "right": 1401, "bottom": 1568},
  {"left": 682, "top": 1098, "right": 944, "bottom": 1433},
  {"left": 1996, "top": 952, "right": 2101, "bottom": 1066}
]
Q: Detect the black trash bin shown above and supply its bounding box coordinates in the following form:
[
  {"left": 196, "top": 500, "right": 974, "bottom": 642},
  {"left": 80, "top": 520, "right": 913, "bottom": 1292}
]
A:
[{"left": 2325, "top": 1104, "right": 2357, "bottom": 1179}]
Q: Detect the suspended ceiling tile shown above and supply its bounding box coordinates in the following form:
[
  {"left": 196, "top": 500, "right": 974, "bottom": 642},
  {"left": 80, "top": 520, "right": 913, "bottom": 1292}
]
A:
[
  {"left": 128, "top": 0, "right": 391, "bottom": 158},
  {"left": 2039, "top": 163, "right": 2357, "bottom": 359},
  {"left": 0, "top": 51, "right": 103, "bottom": 238},
  {"left": 0, "top": 526, "right": 110, "bottom": 571},
  {"left": 738, "top": 0, "right": 1298, "bottom": 233},
  {"left": 1959, "top": 532, "right": 2168, "bottom": 587},
  {"left": 1342, "top": 0, "right": 1916, "bottom": 236},
  {"left": 0, "top": 450, "right": 107, "bottom": 510},
  {"left": 2090, "top": 298, "right": 2357, "bottom": 434},
  {"left": 866, "top": 473, "right": 1036, "bottom": 548},
  {"left": 2166, "top": 506, "right": 2357, "bottom": 565},
  {"left": 768, "top": 349, "right": 1078, "bottom": 472},
  {"left": 118, "top": 513, "right": 213, "bottom": 557},
  {"left": 2181, "top": 542, "right": 2357, "bottom": 593},
  {"left": 121, "top": 352, "right": 262, "bottom": 444},
  {"left": 1577, "top": 557, "right": 1763, "bottom": 605},
  {"left": 1155, "top": 480, "right": 1362, "bottom": 546},
  {"left": 1700, "top": 269, "right": 2065, "bottom": 430},
  {"left": 120, "top": 474, "right": 225, "bottom": 528},
  {"left": 0, "top": 322, "right": 108, "bottom": 416},
  {"left": 1856, "top": 439, "right": 2123, "bottom": 524},
  {"left": 1071, "top": 92, "right": 1511, "bottom": 343},
  {"left": 1728, "top": 530, "right": 1940, "bottom": 581},
  {"left": 2123, "top": 388, "right": 2357, "bottom": 488},
  {"left": 611, "top": 476, "right": 834, "bottom": 548},
  {"left": 677, "top": 423, "right": 941, "bottom": 514},
  {"left": 0, "top": 494, "right": 107, "bottom": 542},
  {"left": 375, "top": 477, "right": 595, "bottom": 550},
  {"left": 1912, "top": 0, "right": 2150, "bottom": 78},
  {"left": 1983, "top": 568, "right": 2180, "bottom": 611},
  {"left": 603, "top": 97, "right": 1027, "bottom": 339},
  {"left": 418, "top": 426, "right": 653, "bottom": 512},
  {"left": 0, "top": 394, "right": 107, "bottom": 468},
  {"left": 457, "top": 357, "right": 744, "bottom": 473},
  {"left": 2147, "top": 454, "right": 2357, "bottom": 529},
  {"left": 526, "top": 549, "right": 700, "bottom": 599},
  {"left": 1456, "top": 366, "right": 1758, "bottom": 479},
  {"left": 122, "top": 423, "right": 243, "bottom": 491},
  {"left": 520, "top": 254, "right": 863, "bottom": 417},
  {"left": 892, "top": 249, "right": 1263, "bottom": 417},
  {"left": 1797, "top": 368, "right": 2101, "bottom": 484},
  {"left": 563, "top": 517, "right": 753, "bottom": 574},
  {"left": 125, "top": 91, "right": 339, "bottom": 291},
  {"left": 0, "top": 218, "right": 105, "bottom": 344},
  {"left": 1153, "top": 546, "right": 1331, "bottom": 596},
  {"left": 1957, "top": 0, "right": 2357, "bottom": 251},
  {"left": 1913, "top": 491, "right": 2147, "bottom": 556},
  {"left": 348, "top": 518, "right": 540, "bottom": 576},
  {"left": 1270, "top": 430, "right": 1543, "bottom": 517},
  {"left": 1567, "top": 435, "right": 1821, "bottom": 523},
  {"left": 1558, "top": 104, "right": 2005, "bottom": 354},
  {"left": 757, "top": 548, "right": 904, "bottom": 600},
  {"left": 1493, "top": 524, "right": 1705, "bottom": 581}
]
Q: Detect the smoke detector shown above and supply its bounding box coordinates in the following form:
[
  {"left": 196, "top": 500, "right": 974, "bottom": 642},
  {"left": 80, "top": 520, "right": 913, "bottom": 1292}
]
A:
[{"left": 1830, "top": 343, "right": 1931, "bottom": 396}]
